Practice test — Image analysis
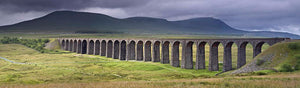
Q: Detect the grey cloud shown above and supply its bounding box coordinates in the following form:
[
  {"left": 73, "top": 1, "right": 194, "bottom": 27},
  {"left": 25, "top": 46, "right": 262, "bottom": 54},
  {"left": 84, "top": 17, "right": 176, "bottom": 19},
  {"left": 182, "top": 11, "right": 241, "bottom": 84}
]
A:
[
  {"left": 0, "top": 0, "right": 149, "bottom": 12},
  {"left": 0, "top": 0, "right": 299, "bottom": 35},
  {"left": 122, "top": 0, "right": 300, "bottom": 32}
]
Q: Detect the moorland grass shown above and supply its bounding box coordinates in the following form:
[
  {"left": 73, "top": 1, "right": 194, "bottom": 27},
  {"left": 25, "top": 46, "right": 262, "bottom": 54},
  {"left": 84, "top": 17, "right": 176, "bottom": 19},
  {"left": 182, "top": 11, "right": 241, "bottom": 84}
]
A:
[
  {"left": 0, "top": 44, "right": 219, "bottom": 85},
  {"left": 0, "top": 42, "right": 299, "bottom": 88}
]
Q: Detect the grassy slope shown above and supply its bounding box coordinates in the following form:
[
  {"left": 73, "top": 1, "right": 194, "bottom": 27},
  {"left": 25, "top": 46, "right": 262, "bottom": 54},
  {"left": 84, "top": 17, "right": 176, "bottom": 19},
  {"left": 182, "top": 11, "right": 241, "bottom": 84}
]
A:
[
  {"left": 230, "top": 40, "right": 300, "bottom": 74},
  {"left": 257, "top": 40, "right": 300, "bottom": 69}
]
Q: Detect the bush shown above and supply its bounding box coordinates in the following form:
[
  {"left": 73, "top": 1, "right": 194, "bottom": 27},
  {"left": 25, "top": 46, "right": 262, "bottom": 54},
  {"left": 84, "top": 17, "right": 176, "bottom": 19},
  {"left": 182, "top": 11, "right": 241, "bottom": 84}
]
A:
[
  {"left": 294, "top": 55, "right": 300, "bottom": 70},
  {"left": 255, "top": 72, "right": 268, "bottom": 75},
  {"left": 280, "top": 64, "right": 294, "bottom": 72},
  {"left": 295, "top": 55, "right": 300, "bottom": 59},
  {"left": 0, "top": 37, "right": 49, "bottom": 53},
  {"left": 288, "top": 43, "right": 299, "bottom": 50},
  {"left": 0, "top": 36, "right": 20, "bottom": 44},
  {"left": 256, "top": 59, "right": 265, "bottom": 66},
  {"left": 295, "top": 64, "right": 300, "bottom": 70}
]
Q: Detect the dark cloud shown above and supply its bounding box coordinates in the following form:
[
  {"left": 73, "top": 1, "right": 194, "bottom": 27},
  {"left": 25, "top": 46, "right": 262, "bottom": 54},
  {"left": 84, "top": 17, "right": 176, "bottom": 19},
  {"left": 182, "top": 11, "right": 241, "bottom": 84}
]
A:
[
  {"left": 0, "top": 0, "right": 149, "bottom": 12},
  {"left": 0, "top": 0, "right": 299, "bottom": 35}
]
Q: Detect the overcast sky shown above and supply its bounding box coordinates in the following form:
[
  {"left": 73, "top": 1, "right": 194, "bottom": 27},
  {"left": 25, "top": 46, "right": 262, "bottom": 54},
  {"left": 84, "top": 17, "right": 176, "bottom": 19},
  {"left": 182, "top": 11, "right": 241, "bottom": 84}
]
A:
[{"left": 0, "top": 0, "right": 299, "bottom": 35}]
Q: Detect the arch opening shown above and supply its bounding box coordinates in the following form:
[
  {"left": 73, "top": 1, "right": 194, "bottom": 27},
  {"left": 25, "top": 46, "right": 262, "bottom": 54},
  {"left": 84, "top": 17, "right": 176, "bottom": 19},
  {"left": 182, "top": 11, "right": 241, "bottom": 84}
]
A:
[
  {"left": 88, "top": 40, "right": 94, "bottom": 55},
  {"left": 95, "top": 40, "right": 100, "bottom": 55},
  {"left": 120, "top": 40, "right": 126, "bottom": 60},
  {"left": 209, "top": 42, "right": 220, "bottom": 71},
  {"left": 196, "top": 42, "right": 207, "bottom": 69},
  {"left": 127, "top": 41, "right": 136, "bottom": 60},
  {"left": 144, "top": 41, "right": 152, "bottom": 61},
  {"left": 182, "top": 41, "right": 194, "bottom": 69},
  {"left": 113, "top": 40, "right": 120, "bottom": 59},
  {"left": 222, "top": 42, "right": 234, "bottom": 72},
  {"left": 82, "top": 40, "right": 87, "bottom": 54},
  {"left": 66, "top": 40, "right": 69, "bottom": 51},
  {"left": 136, "top": 41, "right": 143, "bottom": 61},
  {"left": 101, "top": 40, "right": 106, "bottom": 56},
  {"left": 254, "top": 42, "right": 270, "bottom": 58},
  {"left": 77, "top": 40, "right": 82, "bottom": 54},
  {"left": 70, "top": 40, "right": 73, "bottom": 51},
  {"left": 73, "top": 40, "right": 77, "bottom": 52},
  {"left": 62, "top": 40, "right": 65, "bottom": 50},
  {"left": 237, "top": 42, "right": 250, "bottom": 68},
  {"left": 162, "top": 41, "right": 170, "bottom": 64},
  {"left": 153, "top": 41, "right": 161, "bottom": 62},
  {"left": 107, "top": 40, "right": 113, "bottom": 58},
  {"left": 171, "top": 41, "right": 180, "bottom": 67}
]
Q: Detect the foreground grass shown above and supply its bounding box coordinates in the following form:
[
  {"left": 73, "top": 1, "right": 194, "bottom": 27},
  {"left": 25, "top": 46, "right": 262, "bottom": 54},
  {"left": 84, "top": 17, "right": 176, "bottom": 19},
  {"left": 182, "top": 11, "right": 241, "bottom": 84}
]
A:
[
  {"left": 0, "top": 44, "right": 218, "bottom": 85},
  {"left": 2, "top": 72, "right": 300, "bottom": 88}
]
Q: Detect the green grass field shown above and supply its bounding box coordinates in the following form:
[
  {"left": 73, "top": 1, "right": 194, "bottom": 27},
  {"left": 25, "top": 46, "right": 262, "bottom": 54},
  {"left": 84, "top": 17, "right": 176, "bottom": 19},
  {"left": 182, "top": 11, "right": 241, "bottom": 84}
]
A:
[
  {"left": 0, "top": 44, "right": 221, "bottom": 85},
  {"left": 0, "top": 43, "right": 299, "bottom": 88},
  {"left": 0, "top": 34, "right": 298, "bottom": 88}
]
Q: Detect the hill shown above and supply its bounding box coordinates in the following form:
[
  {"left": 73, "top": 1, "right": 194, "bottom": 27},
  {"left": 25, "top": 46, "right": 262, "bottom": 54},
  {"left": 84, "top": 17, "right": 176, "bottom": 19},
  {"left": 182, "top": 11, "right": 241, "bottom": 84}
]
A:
[
  {"left": 0, "top": 11, "right": 299, "bottom": 39},
  {"left": 231, "top": 40, "right": 300, "bottom": 74}
]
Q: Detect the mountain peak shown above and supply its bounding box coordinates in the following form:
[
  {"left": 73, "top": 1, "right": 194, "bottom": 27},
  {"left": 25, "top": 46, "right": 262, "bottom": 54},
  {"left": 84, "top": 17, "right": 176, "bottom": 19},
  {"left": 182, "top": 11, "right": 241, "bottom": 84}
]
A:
[
  {"left": 47, "top": 10, "right": 81, "bottom": 16},
  {"left": 125, "top": 17, "right": 168, "bottom": 22},
  {"left": 45, "top": 10, "right": 114, "bottom": 19},
  {"left": 179, "top": 17, "right": 221, "bottom": 22}
]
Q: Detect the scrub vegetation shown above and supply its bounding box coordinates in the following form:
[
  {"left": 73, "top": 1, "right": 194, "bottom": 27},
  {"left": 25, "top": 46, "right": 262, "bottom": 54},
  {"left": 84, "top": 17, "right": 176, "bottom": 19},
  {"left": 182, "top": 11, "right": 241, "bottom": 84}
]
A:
[{"left": 0, "top": 36, "right": 50, "bottom": 52}]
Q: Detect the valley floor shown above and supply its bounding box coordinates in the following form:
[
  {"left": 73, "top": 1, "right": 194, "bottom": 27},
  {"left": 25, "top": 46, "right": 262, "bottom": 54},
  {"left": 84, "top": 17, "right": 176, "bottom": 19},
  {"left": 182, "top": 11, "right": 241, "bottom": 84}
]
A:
[{"left": 0, "top": 44, "right": 299, "bottom": 88}]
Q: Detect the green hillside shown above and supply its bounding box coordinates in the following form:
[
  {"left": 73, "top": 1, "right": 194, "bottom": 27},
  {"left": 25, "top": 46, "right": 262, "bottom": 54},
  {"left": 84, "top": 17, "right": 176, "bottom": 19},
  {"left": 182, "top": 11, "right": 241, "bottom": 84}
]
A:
[
  {"left": 231, "top": 40, "right": 300, "bottom": 74},
  {"left": 0, "top": 11, "right": 299, "bottom": 38},
  {"left": 0, "top": 11, "right": 239, "bottom": 34}
]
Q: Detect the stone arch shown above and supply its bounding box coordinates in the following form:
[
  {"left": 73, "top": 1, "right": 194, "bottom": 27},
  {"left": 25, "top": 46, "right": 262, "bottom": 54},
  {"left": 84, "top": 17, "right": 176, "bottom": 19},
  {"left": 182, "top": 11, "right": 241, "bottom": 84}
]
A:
[
  {"left": 223, "top": 41, "right": 234, "bottom": 72},
  {"left": 113, "top": 40, "right": 120, "bottom": 59},
  {"left": 73, "top": 40, "right": 77, "bottom": 52},
  {"left": 144, "top": 41, "right": 152, "bottom": 61},
  {"left": 95, "top": 40, "right": 100, "bottom": 55},
  {"left": 127, "top": 40, "right": 136, "bottom": 60},
  {"left": 136, "top": 41, "right": 143, "bottom": 61},
  {"left": 196, "top": 41, "right": 207, "bottom": 69},
  {"left": 253, "top": 41, "right": 269, "bottom": 58},
  {"left": 107, "top": 40, "right": 113, "bottom": 58},
  {"left": 120, "top": 40, "right": 126, "bottom": 60},
  {"left": 237, "top": 41, "right": 249, "bottom": 68},
  {"left": 152, "top": 41, "right": 161, "bottom": 62},
  {"left": 88, "top": 40, "right": 94, "bottom": 55},
  {"left": 66, "top": 40, "right": 69, "bottom": 51},
  {"left": 162, "top": 41, "right": 170, "bottom": 64},
  {"left": 77, "top": 40, "right": 82, "bottom": 54},
  {"left": 82, "top": 40, "right": 87, "bottom": 54},
  {"left": 61, "top": 40, "right": 66, "bottom": 50},
  {"left": 101, "top": 40, "right": 106, "bottom": 56},
  {"left": 70, "top": 40, "right": 73, "bottom": 51},
  {"left": 182, "top": 41, "right": 194, "bottom": 69},
  {"left": 209, "top": 41, "right": 221, "bottom": 71},
  {"left": 171, "top": 41, "right": 180, "bottom": 67}
]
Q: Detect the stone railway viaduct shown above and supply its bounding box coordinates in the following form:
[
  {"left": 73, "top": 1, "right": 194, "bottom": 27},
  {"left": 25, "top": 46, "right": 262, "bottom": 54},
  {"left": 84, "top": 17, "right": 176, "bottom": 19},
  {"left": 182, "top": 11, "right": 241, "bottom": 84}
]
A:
[{"left": 58, "top": 38, "right": 289, "bottom": 72}]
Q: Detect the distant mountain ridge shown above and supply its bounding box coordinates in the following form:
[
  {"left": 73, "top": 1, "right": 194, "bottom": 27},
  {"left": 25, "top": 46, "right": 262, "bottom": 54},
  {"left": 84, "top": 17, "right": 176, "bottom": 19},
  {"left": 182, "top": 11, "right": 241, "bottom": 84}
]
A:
[{"left": 0, "top": 11, "right": 299, "bottom": 39}]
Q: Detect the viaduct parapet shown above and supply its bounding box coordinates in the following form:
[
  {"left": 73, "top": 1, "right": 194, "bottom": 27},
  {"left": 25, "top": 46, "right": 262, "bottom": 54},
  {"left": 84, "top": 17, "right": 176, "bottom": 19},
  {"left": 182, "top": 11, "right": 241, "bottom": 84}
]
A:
[{"left": 58, "top": 38, "right": 289, "bottom": 71}]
